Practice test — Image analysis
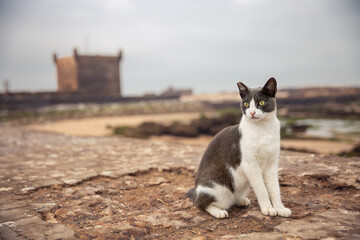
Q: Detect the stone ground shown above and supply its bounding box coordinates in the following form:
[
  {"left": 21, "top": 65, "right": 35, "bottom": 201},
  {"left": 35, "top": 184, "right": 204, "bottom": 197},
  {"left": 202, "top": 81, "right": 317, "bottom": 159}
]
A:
[{"left": 0, "top": 126, "right": 359, "bottom": 240}]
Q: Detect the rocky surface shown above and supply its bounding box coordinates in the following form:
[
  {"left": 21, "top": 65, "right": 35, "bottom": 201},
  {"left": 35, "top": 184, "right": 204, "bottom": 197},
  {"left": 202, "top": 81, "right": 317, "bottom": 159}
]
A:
[{"left": 0, "top": 125, "right": 359, "bottom": 239}]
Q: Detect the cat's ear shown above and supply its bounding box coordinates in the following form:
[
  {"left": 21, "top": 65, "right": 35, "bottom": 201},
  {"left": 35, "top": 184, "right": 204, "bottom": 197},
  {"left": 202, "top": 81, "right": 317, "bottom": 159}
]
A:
[
  {"left": 237, "top": 82, "right": 249, "bottom": 99},
  {"left": 261, "top": 77, "right": 277, "bottom": 98}
]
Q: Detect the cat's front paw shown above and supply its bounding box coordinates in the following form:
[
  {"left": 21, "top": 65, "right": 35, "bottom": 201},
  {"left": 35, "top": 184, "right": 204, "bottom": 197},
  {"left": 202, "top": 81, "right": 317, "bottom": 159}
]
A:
[
  {"left": 236, "top": 197, "right": 251, "bottom": 207},
  {"left": 276, "top": 207, "right": 291, "bottom": 217},
  {"left": 261, "top": 207, "right": 277, "bottom": 217}
]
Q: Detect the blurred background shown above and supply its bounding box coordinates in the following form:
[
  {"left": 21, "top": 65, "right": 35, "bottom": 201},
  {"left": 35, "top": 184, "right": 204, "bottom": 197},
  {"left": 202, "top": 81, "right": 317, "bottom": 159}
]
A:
[{"left": 1, "top": 0, "right": 359, "bottom": 156}]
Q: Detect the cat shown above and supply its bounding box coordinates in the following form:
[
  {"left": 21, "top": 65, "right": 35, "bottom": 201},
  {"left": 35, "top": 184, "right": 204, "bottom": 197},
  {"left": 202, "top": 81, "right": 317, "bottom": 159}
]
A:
[{"left": 187, "top": 77, "right": 291, "bottom": 219}]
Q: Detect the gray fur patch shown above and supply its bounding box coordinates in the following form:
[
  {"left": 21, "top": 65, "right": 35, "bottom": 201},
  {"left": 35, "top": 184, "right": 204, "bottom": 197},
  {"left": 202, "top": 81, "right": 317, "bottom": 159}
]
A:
[
  {"left": 195, "top": 125, "right": 242, "bottom": 194},
  {"left": 194, "top": 192, "right": 216, "bottom": 209}
]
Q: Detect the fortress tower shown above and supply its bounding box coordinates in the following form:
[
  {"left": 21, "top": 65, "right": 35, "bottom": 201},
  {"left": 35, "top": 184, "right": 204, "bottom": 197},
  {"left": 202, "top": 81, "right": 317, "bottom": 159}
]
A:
[{"left": 53, "top": 49, "right": 122, "bottom": 95}]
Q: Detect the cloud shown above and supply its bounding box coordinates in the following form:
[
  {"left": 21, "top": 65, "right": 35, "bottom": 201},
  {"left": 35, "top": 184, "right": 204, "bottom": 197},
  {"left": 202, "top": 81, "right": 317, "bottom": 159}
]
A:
[
  {"left": 232, "top": 0, "right": 263, "bottom": 5},
  {"left": 101, "top": 0, "right": 132, "bottom": 10},
  {"left": 0, "top": 0, "right": 359, "bottom": 94}
]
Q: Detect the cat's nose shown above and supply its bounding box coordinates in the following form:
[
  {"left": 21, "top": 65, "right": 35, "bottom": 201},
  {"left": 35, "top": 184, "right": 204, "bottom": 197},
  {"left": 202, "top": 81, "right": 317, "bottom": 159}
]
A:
[{"left": 250, "top": 112, "right": 256, "bottom": 117}]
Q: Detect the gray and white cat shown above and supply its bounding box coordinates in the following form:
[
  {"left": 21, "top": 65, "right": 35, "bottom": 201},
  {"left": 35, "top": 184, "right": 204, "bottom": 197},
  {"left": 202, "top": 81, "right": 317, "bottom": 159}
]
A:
[{"left": 187, "top": 78, "right": 291, "bottom": 219}]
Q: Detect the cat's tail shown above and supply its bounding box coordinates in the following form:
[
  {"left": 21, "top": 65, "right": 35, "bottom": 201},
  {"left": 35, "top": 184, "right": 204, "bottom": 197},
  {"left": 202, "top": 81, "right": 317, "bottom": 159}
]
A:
[{"left": 186, "top": 188, "right": 196, "bottom": 200}]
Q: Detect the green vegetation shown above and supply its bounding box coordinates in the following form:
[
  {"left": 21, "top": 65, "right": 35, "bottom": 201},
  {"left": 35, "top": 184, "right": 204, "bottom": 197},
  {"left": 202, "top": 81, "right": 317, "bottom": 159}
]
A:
[
  {"left": 0, "top": 101, "right": 204, "bottom": 124},
  {"left": 338, "top": 143, "right": 360, "bottom": 157},
  {"left": 112, "top": 111, "right": 241, "bottom": 138},
  {"left": 113, "top": 126, "right": 130, "bottom": 135}
]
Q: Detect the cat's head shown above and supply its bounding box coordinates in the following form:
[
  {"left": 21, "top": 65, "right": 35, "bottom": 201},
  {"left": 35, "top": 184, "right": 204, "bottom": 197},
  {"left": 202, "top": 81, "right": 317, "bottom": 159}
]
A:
[{"left": 237, "top": 78, "right": 277, "bottom": 121}]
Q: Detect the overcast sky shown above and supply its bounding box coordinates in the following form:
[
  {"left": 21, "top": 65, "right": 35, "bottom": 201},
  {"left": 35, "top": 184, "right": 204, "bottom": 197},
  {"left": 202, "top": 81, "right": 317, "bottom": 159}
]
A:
[{"left": 0, "top": 0, "right": 359, "bottom": 95}]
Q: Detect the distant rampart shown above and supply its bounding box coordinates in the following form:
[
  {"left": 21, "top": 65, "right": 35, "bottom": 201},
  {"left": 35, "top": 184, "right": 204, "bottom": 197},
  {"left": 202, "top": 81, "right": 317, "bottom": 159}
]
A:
[{"left": 0, "top": 92, "right": 179, "bottom": 111}]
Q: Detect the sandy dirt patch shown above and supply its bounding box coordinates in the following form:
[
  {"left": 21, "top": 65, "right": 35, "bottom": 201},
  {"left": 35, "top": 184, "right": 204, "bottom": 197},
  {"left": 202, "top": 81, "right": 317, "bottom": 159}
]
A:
[
  {"left": 180, "top": 92, "right": 240, "bottom": 103},
  {"left": 150, "top": 135, "right": 213, "bottom": 146},
  {"left": 280, "top": 139, "right": 354, "bottom": 155},
  {"left": 27, "top": 112, "right": 205, "bottom": 137},
  {"left": 150, "top": 136, "right": 355, "bottom": 155}
]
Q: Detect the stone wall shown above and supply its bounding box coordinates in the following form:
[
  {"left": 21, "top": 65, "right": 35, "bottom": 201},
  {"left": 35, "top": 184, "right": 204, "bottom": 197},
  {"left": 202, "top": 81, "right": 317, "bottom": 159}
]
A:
[
  {"left": 56, "top": 57, "right": 78, "bottom": 92},
  {"left": 77, "top": 55, "right": 120, "bottom": 94}
]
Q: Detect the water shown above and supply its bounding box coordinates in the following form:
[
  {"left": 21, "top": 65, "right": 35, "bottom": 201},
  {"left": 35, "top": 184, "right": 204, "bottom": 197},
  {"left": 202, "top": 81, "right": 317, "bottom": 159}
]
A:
[{"left": 295, "top": 119, "right": 360, "bottom": 139}]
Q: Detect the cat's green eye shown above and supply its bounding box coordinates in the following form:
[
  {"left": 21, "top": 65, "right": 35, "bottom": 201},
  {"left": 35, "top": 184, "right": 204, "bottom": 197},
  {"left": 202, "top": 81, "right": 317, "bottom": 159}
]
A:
[
  {"left": 259, "top": 101, "right": 265, "bottom": 106},
  {"left": 243, "top": 102, "right": 249, "bottom": 107}
]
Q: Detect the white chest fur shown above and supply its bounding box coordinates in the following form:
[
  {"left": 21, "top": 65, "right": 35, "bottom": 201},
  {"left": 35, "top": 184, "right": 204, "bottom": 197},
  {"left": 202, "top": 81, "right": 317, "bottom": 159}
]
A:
[{"left": 239, "top": 112, "right": 280, "bottom": 167}]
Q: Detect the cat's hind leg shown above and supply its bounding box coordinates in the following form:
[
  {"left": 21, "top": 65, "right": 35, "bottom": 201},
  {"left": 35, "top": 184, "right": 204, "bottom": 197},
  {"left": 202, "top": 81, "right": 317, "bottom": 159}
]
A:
[
  {"left": 194, "top": 191, "right": 215, "bottom": 210},
  {"left": 235, "top": 197, "right": 251, "bottom": 207},
  {"left": 194, "top": 192, "right": 229, "bottom": 218},
  {"left": 194, "top": 184, "right": 233, "bottom": 219},
  {"left": 235, "top": 181, "right": 251, "bottom": 207}
]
